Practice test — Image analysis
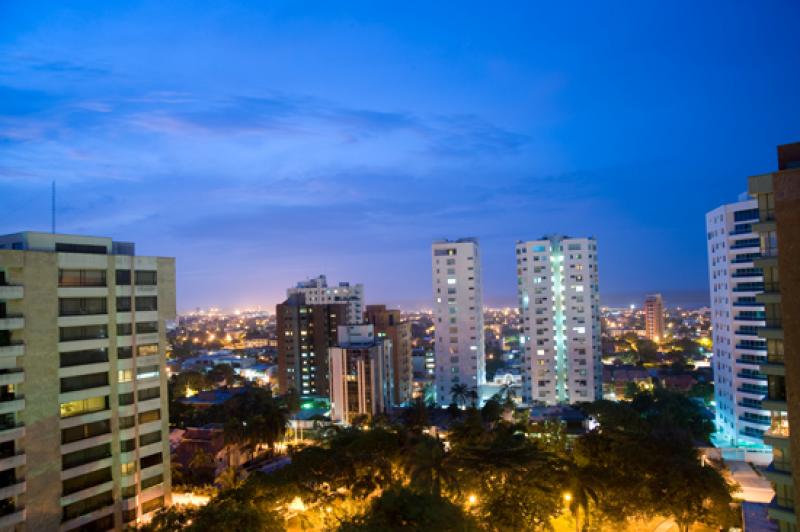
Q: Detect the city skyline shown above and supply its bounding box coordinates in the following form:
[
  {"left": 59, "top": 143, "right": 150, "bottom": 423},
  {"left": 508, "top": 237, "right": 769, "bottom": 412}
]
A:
[{"left": 2, "top": 1, "right": 800, "bottom": 311}]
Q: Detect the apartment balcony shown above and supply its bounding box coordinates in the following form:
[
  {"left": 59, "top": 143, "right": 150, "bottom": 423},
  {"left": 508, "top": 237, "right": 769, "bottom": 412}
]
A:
[
  {"left": 733, "top": 284, "right": 764, "bottom": 293},
  {"left": 0, "top": 508, "right": 25, "bottom": 529},
  {"left": 737, "top": 386, "right": 768, "bottom": 396},
  {"left": 762, "top": 399, "right": 788, "bottom": 412},
  {"left": 733, "top": 300, "right": 761, "bottom": 308},
  {"left": 739, "top": 415, "right": 771, "bottom": 427},
  {"left": 758, "top": 319, "right": 784, "bottom": 340},
  {"left": 0, "top": 479, "right": 25, "bottom": 500},
  {"left": 0, "top": 398, "right": 24, "bottom": 416},
  {"left": 0, "top": 344, "right": 23, "bottom": 360},
  {"left": 761, "top": 362, "right": 786, "bottom": 377},
  {"left": 0, "top": 452, "right": 26, "bottom": 472},
  {"left": 757, "top": 282, "right": 781, "bottom": 304},
  {"left": 737, "top": 372, "right": 767, "bottom": 381},
  {"left": 734, "top": 328, "right": 760, "bottom": 337},
  {"left": 752, "top": 210, "right": 777, "bottom": 233},
  {"left": 0, "top": 424, "right": 24, "bottom": 444},
  {"left": 736, "top": 343, "right": 767, "bottom": 352},
  {"left": 0, "top": 370, "right": 24, "bottom": 388},
  {"left": 736, "top": 357, "right": 765, "bottom": 366},
  {"left": 764, "top": 463, "right": 794, "bottom": 486},
  {"left": 0, "top": 285, "right": 23, "bottom": 300},
  {"left": 0, "top": 316, "right": 23, "bottom": 331}
]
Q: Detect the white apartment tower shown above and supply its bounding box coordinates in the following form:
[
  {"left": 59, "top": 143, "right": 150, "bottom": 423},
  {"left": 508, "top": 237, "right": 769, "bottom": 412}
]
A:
[
  {"left": 431, "top": 238, "right": 485, "bottom": 404},
  {"left": 516, "top": 236, "right": 601, "bottom": 405},
  {"left": 0, "top": 232, "right": 174, "bottom": 531},
  {"left": 287, "top": 275, "right": 364, "bottom": 324},
  {"left": 706, "top": 200, "right": 771, "bottom": 449}
]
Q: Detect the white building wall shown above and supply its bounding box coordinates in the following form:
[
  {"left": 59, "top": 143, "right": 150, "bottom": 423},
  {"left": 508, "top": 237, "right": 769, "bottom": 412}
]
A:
[
  {"left": 516, "top": 236, "right": 601, "bottom": 405},
  {"left": 431, "top": 239, "right": 485, "bottom": 405},
  {"left": 287, "top": 275, "right": 364, "bottom": 324},
  {"left": 706, "top": 200, "right": 770, "bottom": 449}
]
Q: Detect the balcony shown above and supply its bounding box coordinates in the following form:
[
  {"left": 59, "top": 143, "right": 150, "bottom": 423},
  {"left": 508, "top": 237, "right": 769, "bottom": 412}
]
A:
[
  {"left": 0, "top": 452, "right": 25, "bottom": 472},
  {"left": 736, "top": 357, "right": 765, "bottom": 366},
  {"left": 739, "top": 415, "right": 771, "bottom": 427},
  {"left": 758, "top": 319, "right": 784, "bottom": 340},
  {"left": 0, "top": 424, "right": 24, "bottom": 444},
  {"left": 0, "top": 286, "right": 23, "bottom": 300},
  {"left": 737, "top": 386, "right": 768, "bottom": 396},
  {"left": 0, "top": 317, "right": 23, "bottom": 331},
  {"left": 0, "top": 398, "right": 24, "bottom": 416},
  {"left": 0, "top": 344, "right": 23, "bottom": 359},
  {"left": 737, "top": 372, "right": 767, "bottom": 381},
  {"left": 734, "top": 328, "right": 759, "bottom": 337},
  {"left": 0, "top": 371, "right": 23, "bottom": 387},
  {"left": 757, "top": 282, "right": 781, "bottom": 304},
  {"left": 0, "top": 508, "right": 25, "bottom": 529},
  {"left": 733, "top": 284, "right": 764, "bottom": 293},
  {"left": 0, "top": 479, "right": 25, "bottom": 500}
]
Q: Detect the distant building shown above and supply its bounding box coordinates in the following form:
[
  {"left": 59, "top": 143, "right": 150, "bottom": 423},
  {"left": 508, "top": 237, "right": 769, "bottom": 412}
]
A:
[
  {"left": 365, "top": 305, "right": 413, "bottom": 404},
  {"left": 0, "top": 231, "right": 175, "bottom": 530},
  {"left": 287, "top": 275, "right": 364, "bottom": 324},
  {"left": 749, "top": 142, "right": 800, "bottom": 528},
  {"left": 276, "top": 294, "right": 346, "bottom": 397},
  {"left": 516, "top": 235, "right": 602, "bottom": 405},
  {"left": 172, "top": 424, "right": 249, "bottom": 478},
  {"left": 431, "top": 238, "right": 486, "bottom": 405},
  {"left": 643, "top": 294, "right": 665, "bottom": 342},
  {"left": 329, "top": 325, "right": 393, "bottom": 424},
  {"left": 706, "top": 199, "right": 770, "bottom": 449}
]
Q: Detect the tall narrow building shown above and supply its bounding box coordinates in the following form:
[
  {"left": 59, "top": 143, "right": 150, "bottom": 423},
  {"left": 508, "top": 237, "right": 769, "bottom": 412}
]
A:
[
  {"left": 643, "top": 294, "right": 665, "bottom": 342},
  {"left": 749, "top": 142, "right": 800, "bottom": 530},
  {"left": 516, "top": 235, "right": 601, "bottom": 405},
  {"left": 328, "top": 324, "right": 393, "bottom": 424},
  {"left": 431, "top": 239, "right": 485, "bottom": 405},
  {"left": 0, "top": 232, "right": 175, "bottom": 531},
  {"left": 276, "top": 294, "right": 346, "bottom": 398},
  {"left": 706, "top": 200, "right": 771, "bottom": 450},
  {"left": 287, "top": 275, "right": 364, "bottom": 324},
  {"left": 365, "top": 305, "right": 412, "bottom": 405}
]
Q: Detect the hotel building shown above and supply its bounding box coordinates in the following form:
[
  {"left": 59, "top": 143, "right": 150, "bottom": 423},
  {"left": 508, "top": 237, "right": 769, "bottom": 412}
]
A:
[
  {"left": 749, "top": 142, "right": 800, "bottom": 531},
  {"left": 328, "top": 324, "right": 393, "bottom": 424},
  {"left": 287, "top": 275, "right": 364, "bottom": 325},
  {"left": 431, "top": 238, "right": 485, "bottom": 404},
  {"left": 706, "top": 200, "right": 771, "bottom": 449},
  {"left": 516, "top": 236, "right": 601, "bottom": 405},
  {"left": 0, "top": 232, "right": 174, "bottom": 531}
]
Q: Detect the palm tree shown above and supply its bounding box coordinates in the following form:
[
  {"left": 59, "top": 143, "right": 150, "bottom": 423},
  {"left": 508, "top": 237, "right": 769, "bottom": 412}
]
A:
[
  {"left": 215, "top": 466, "right": 244, "bottom": 492},
  {"left": 404, "top": 436, "right": 458, "bottom": 498},
  {"left": 467, "top": 388, "right": 479, "bottom": 408},
  {"left": 450, "top": 384, "right": 469, "bottom": 407}
]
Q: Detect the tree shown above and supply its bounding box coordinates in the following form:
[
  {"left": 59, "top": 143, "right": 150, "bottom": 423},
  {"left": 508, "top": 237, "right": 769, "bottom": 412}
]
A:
[
  {"left": 339, "top": 486, "right": 478, "bottom": 531},
  {"left": 565, "top": 462, "right": 599, "bottom": 532},
  {"left": 404, "top": 435, "right": 458, "bottom": 498},
  {"left": 223, "top": 387, "right": 289, "bottom": 456},
  {"left": 480, "top": 397, "right": 502, "bottom": 424},
  {"left": 208, "top": 363, "right": 236, "bottom": 385},
  {"left": 450, "top": 383, "right": 469, "bottom": 407},
  {"left": 402, "top": 396, "right": 430, "bottom": 434}
]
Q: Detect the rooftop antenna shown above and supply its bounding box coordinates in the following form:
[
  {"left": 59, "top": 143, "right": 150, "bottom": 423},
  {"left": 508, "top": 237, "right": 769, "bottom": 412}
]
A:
[{"left": 51, "top": 180, "right": 56, "bottom": 234}]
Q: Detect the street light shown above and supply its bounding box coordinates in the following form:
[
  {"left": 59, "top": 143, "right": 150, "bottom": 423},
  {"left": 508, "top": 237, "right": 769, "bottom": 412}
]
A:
[
  {"left": 563, "top": 492, "right": 572, "bottom": 504},
  {"left": 467, "top": 493, "right": 478, "bottom": 506}
]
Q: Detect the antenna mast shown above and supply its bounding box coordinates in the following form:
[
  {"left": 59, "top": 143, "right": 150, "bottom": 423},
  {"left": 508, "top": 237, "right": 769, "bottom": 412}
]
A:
[{"left": 51, "top": 181, "right": 56, "bottom": 234}]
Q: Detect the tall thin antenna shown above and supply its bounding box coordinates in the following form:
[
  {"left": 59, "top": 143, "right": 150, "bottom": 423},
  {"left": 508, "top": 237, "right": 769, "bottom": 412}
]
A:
[{"left": 51, "top": 180, "right": 56, "bottom": 234}]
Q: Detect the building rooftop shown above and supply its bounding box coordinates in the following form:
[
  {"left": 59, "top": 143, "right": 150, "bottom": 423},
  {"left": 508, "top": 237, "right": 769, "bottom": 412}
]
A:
[{"left": 0, "top": 231, "right": 136, "bottom": 255}]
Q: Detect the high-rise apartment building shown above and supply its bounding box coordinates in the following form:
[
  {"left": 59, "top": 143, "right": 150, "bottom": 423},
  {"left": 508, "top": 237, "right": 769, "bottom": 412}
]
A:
[
  {"left": 276, "top": 294, "right": 346, "bottom": 397},
  {"left": 516, "top": 235, "right": 601, "bottom": 405},
  {"left": 287, "top": 275, "right": 364, "bottom": 324},
  {"left": 329, "top": 324, "right": 393, "bottom": 424},
  {"left": 365, "top": 305, "right": 412, "bottom": 405},
  {"left": 643, "top": 294, "right": 665, "bottom": 342},
  {"left": 431, "top": 238, "right": 485, "bottom": 404},
  {"left": 706, "top": 200, "right": 771, "bottom": 450},
  {"left": 0, "top": 232, "right": 174, "bottom": 531},
  {"left": 749, "top": 142, "right": 800, "bottom": 530}
]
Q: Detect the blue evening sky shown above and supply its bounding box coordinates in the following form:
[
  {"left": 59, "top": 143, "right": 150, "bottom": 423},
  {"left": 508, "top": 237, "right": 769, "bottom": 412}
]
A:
[{"left": 1, "top": 1, "right": 798, "bottom": 311}]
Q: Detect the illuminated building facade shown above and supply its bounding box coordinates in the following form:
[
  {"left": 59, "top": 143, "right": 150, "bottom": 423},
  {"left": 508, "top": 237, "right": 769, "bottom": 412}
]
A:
[
  {"left": 431, "top": 238, "right": 485, "bottom": 404},
  {"left": 706, "top": 199, "right": 771, "bottom": 449},
  {"left": 643, "top": 293, "right": 665, "bottom": 342},
  {"left": 287, "top": 275, "right": 364, "bottom": 325},
  {"left": 0, "top": 232, "right": 174, "bottom": 531},
  {"left": 750, "top": 142, "right": 800, "bottom": 530},
  {"left": 365, "top": 305, "right": 412, "bottom": 404},
  {"left": 276, "top": 294, "right": 345, "bottom": 397},
  {"left": 516, "top": 235, "right": 601, "bottom": 405},
  {"left": 329, "top": 324, "right": 393, "bottom": 424}
]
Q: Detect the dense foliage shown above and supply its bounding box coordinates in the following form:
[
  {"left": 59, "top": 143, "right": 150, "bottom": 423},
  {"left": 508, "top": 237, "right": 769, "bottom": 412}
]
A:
[{"left": 150, "top": 389, "right": 735, "bottom": 531}]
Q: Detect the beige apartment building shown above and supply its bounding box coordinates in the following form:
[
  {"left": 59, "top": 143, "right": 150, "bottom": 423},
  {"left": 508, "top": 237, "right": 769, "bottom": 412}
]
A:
[{"left": 0, "top": 232, "right": 174, "bottom": 531}]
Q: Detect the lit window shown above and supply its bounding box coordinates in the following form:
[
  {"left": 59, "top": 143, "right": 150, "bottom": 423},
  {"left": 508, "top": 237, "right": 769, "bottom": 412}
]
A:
[{"left": 447, "top": 278, "right": 457, "bottom": 285}]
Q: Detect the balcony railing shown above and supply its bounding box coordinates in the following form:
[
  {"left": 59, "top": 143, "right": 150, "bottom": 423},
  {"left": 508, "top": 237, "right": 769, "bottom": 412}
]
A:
[
  {"left": 739, "top": 415, "right": 771, "bottom": 427},
  {"left": 738, "top": 372, "right": 767, "bottom": 381},
  {"left": 762, "top": 282, "right": 781, "bottom": 293}
]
